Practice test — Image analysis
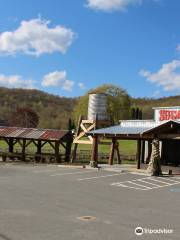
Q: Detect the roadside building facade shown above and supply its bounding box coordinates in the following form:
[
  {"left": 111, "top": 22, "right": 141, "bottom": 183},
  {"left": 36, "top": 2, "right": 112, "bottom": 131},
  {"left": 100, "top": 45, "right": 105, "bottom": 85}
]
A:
[{"left": 88, "top": 106, "right": 180, "bottom": 168}]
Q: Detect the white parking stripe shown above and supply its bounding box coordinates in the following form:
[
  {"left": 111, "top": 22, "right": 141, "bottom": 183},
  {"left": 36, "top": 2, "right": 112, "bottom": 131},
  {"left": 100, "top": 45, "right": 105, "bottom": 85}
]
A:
[
  {"left": 50, "top": 170, "right": 94, "bottom": 177},
  {"left": 33, "top": 168, "right": 77, "bottom": 173},
  {"left": 137, "top": 179, "right": 160, "bottom": 187},
  {"left": 126, "top": 181, "right": 152, "bottom": 189},
  {"left": 114, "top": 183, "right": 148, "bottom": 190},
  {"left": 148, "top": 178, "right": 174, "bottom": 185},
  {"left": 33, "top": 169, "right": 60, "bottom": 173},
  {"left": 111, "top": 176, "right": 180, "bottom": 191},
  {"left": 158, "top": 177, "right": 180, "bottom": 184},
  {"left": 77, "top": 173, "right": 126, "bottom": 181}
]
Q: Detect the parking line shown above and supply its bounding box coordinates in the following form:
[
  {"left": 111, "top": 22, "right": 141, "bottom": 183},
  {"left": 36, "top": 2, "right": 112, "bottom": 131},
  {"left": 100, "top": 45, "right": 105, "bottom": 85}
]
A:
[
  {"left": 50, "top": 170, "right": 94, "bottom": 177},
  {"left": 111, "top": 176, "right": 180, "bottom": 191},
  {"left": 113, "top": 183, "right": 148, "bottom": 190},
  {"left": 77, "top": 173, "right": 126, "bottom": 181},
  {"left": 33, "top": 168, "right": 76, "bottom": 173},
  {"left": 148, "top": 178, "right": 175, "bottom": 185},
  {"left": 158, "top": 177, "right": 180, "bottom": 184},
  {"left": 137, "top": 179, "right": 160, "bottom": 187},
  {"left": 126, "top": 181, "right": 152, "bottom": 189}
]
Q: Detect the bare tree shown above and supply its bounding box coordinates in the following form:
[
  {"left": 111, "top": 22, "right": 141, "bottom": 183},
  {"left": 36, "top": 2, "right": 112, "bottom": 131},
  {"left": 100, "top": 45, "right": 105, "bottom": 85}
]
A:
[{"left": 9, "top": 108, "right": 39, "bottom": 128}]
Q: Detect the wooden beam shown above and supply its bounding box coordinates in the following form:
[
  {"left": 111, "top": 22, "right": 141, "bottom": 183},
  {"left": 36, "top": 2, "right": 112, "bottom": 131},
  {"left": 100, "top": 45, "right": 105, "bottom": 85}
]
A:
[
  {"left": 108, "top": 138, "right": 116, "bottom": 165},
  {"left": 137, "top": 139, "right": 141, "bottom": 169},
  {"left": 22, "top": 139, "right": 26, "bottom": 161},
  {"left": 71, "top": 115, "right": 83, "bottom": 163},
  {"left": 91, "top": 136, "right": 98, "bottom": 163},
  {"left": 140, "top": 140, "right": 145, "bottom": 164},
  {"left": 8, "top": 139, "right": 14, "bottom": 153},
  {"left": 55, "top": 141, "right": 60, "bottom": 163},
  {"left": 116, "top": 141, "right": 121, "bottom": 164},
  {"left": 35, "top": 140, "right": 42, "bottom": 163},
  {"left": 146, "top": 140, "right": 152, "bottom": 164},
  {"left": 158, "top": 134, "right": 180, "bottom": 139},
  {"left": 65, "top": 137, "right": 73, "bottom": 162}
]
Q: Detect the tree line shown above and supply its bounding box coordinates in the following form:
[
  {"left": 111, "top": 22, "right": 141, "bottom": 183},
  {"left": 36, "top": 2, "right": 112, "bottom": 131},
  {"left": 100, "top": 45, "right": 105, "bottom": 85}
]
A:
[{"left": 0, "top": 86, "right": 180, "bottom": 129}]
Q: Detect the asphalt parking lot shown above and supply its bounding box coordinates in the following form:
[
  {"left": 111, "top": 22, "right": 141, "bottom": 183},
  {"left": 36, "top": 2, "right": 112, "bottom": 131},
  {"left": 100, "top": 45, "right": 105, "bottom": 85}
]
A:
[{"left": 0, "top": 164, "right": 179, "bottom": 240}]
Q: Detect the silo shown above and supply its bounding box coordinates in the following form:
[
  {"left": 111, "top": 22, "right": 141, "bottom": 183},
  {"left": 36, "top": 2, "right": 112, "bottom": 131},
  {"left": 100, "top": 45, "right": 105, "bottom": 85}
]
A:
[{"left": 88, "top": 93, "right": 108, "bottom": 121}]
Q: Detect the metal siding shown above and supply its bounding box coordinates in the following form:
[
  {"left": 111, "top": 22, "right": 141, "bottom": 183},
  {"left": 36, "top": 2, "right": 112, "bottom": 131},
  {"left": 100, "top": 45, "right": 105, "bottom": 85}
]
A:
[
  {"left": 89, "top": 120, "right": 180, "bottom": 136},
  {"left": 40, "top": 131, "right": 67, "bottom": 140},
  {"left": 24, "top": 130, "right": 46, "bottom": 139},
  {"left": 7, "top": 129, "right": 25, "bottom": 138},
  {"left": 90, "top": 125, "right": 152, "bottom": 135},
  {"left": 0, "top": 127, "right": 17, "bottom": 137},
  {"left": 0, "top": 127, "right": 69, "bottom": 140}
]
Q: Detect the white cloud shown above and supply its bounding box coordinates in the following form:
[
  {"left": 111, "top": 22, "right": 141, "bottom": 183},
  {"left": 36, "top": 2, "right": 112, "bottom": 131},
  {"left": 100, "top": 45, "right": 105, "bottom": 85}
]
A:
[
  {"left": 139, "top": 60, "right": 180, "bottom": 91},
  {"left": 86, "top": 0, "right": 142, "bottom": 12},
  {"left": 42, "top": 71, "right": 74, "bottom": 91},
  {"left": 0, "top": 74, "right": 34, "bottom": 89},
  {"left": 78, "top": 82, "right": 86, "bottom": 89},
  {"left": 0, "top": 18, "right": 75, "bottom": 56}
]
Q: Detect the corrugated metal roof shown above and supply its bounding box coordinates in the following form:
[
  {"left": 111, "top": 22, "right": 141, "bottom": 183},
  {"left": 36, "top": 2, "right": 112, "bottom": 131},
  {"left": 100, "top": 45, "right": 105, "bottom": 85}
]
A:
[
  {"left": 89, "top": 125, "right": 150, "bottom": 135},
  {"left": 89, "top": 120, "right": 180, "bottom": 136},
  {"left": 0, "top": 126, "right": 70, "bottom": 141}
]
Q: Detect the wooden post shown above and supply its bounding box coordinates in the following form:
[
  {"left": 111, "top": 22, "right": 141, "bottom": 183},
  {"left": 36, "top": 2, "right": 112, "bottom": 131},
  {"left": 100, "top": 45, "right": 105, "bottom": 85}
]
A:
[
  {"left": 9, "top": 139, "right": 14, "bottom": 153},
  {"left": 36, "top": 140, "right": 42, "bottom": 163},
  {"left": 137, "top": 139, "right": 141, "bottom": 169},
  {"left": 116, "top": 141, "right": 121, "bottom": 164},
  {"left": 109, "top": 138, "right": 116, "bottom": 165},
  {"left": 146, "top": 140, "right": 152, "bottom": 164},
  {"left": 22, "top": 139, "right": 26, "bottom": 161},
  {"left": 90, "top": 136, "right": 98, "bottom": 167},
  {"left": 65, "top": 134, "right": 73, "bottom": 162},
  {"left": 141, "top": 140, "right": 145, "bottom": 164},
  {"left": 71, "top": 115, "right": 83, "bottom": 163},
  {"left": 55, "top": 141, "right": 60, "bottom": 163}
]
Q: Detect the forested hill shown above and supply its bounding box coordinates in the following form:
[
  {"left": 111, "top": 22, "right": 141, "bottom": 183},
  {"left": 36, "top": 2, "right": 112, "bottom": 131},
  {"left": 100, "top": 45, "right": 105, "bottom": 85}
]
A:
[
  {"left": 0, "top": 87, "right": 180, "bottom": 129},
  {"left": 0, "top": 87, "right": 77, "bottom": 129},
  {"left": 132, "top": 95, "right": 180, "bottom": 119}
]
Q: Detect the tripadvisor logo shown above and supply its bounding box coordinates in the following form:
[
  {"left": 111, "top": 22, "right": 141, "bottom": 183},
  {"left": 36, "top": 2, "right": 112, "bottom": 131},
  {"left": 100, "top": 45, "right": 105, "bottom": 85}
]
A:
[
  {"left": 135, "top": 226, "right": 173, "bottom": 236},
  {"left": 135, "top": 227, "right": 143, "bottom": 236}
]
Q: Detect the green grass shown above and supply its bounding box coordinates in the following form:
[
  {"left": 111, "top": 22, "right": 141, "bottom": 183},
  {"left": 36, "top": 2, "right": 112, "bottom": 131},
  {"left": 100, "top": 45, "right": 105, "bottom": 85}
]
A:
[
  {"left": 76, "top": 139, "right": 137, "bottom": 155},
  {"left": 0, "top": 139, "right": 137, "bottom": 164}
]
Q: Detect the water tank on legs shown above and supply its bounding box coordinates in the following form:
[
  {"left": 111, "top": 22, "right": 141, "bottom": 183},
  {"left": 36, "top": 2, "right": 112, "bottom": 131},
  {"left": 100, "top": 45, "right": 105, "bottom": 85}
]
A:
[{"left": 88, "top": 93, "right": 108, "bottom": 121}]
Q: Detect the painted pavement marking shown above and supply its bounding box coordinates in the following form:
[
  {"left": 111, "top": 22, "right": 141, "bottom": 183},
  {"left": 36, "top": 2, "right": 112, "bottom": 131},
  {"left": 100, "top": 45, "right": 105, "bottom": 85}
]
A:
[
  {"left": 50, "top": 170, "right": 95, "bottom": 177},
  {"left": 111, "top": 176, "right": 180, "bottom": 191},
  {"left": 77, "top": 173, "right": 126, "bottom": 181}
]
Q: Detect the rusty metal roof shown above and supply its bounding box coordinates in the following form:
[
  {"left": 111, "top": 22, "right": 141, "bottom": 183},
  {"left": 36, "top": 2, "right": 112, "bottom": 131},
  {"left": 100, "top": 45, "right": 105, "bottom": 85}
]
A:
[{"left": 0, "top": 126, "right": 70, "bottom": 141}]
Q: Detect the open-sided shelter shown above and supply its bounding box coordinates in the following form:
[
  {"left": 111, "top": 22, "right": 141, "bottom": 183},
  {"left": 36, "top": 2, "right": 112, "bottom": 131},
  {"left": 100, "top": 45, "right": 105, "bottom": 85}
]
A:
[
  {"left": 88, "top": 106, "right": 180, "bottom": 168},
  {"left": 0, "top": 126, "right": 73, "bottom": 163}
]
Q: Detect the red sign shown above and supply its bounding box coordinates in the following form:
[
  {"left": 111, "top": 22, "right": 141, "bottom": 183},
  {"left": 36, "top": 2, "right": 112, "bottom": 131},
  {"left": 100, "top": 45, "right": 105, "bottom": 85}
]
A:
[{"left": 159, "top": 110, "right": 180, "bottom": 121}]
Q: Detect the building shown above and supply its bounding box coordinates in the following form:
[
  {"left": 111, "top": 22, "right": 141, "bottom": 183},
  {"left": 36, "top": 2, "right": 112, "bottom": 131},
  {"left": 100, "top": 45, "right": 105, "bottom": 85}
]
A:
[
  {"left": 0, "top": 126, "right": 73, "bottom": 162},
  {"left": 88, "top": 106, "right": 180, "bottom": 168}
]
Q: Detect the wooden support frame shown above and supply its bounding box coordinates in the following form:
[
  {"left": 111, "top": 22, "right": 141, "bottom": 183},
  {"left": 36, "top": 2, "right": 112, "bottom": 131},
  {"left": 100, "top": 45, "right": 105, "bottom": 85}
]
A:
[
  {"left": 65, "top": 138, "right": 73, "bottom": 162},
  {"left": 140, "top": 140, "right": 145, "bottom": 164},
  {"left": 73, "top": 119, "right": 95, "bottom": 144},
  {"left": 116, "top": 141, "right": 121, "bottom": 164},
  {"left": 22, "top": 139, "right": 26, "bottom": 161},
  {"left": 55, "top": 141, "right": 61, "bottom": 163},
  {"left": 108, "top": 138, "right": 116, "bottom": 165},
  {"left": 72, "top": 115, "right": 96, "bottom": 163},
  {"left": 137, "top": 139, "right": 141, "bottom": 169},
  {"left": 146, "top": 140, "right": 152, "bottom": 164},
  {"left": 91, "top": 136, "right": 98, "bottom": 165}
]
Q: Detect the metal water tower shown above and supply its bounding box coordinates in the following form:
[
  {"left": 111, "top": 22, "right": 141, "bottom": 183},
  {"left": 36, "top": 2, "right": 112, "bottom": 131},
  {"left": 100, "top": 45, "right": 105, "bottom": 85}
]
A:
[{"left": 88, "top": 93, "right": 108, "bottom": 121}]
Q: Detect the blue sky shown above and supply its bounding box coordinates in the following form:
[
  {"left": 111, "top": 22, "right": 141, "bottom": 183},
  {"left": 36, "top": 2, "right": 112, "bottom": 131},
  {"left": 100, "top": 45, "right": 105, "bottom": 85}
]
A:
[{"left": 0, "top": 0, "right": 180, "bottom": 98}]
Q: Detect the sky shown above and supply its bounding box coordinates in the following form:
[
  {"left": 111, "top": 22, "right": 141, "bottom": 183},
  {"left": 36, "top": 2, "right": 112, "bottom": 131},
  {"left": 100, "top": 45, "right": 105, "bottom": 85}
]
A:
[{"left": 0, "top": 0, "right": 180, "bottom": 98}]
